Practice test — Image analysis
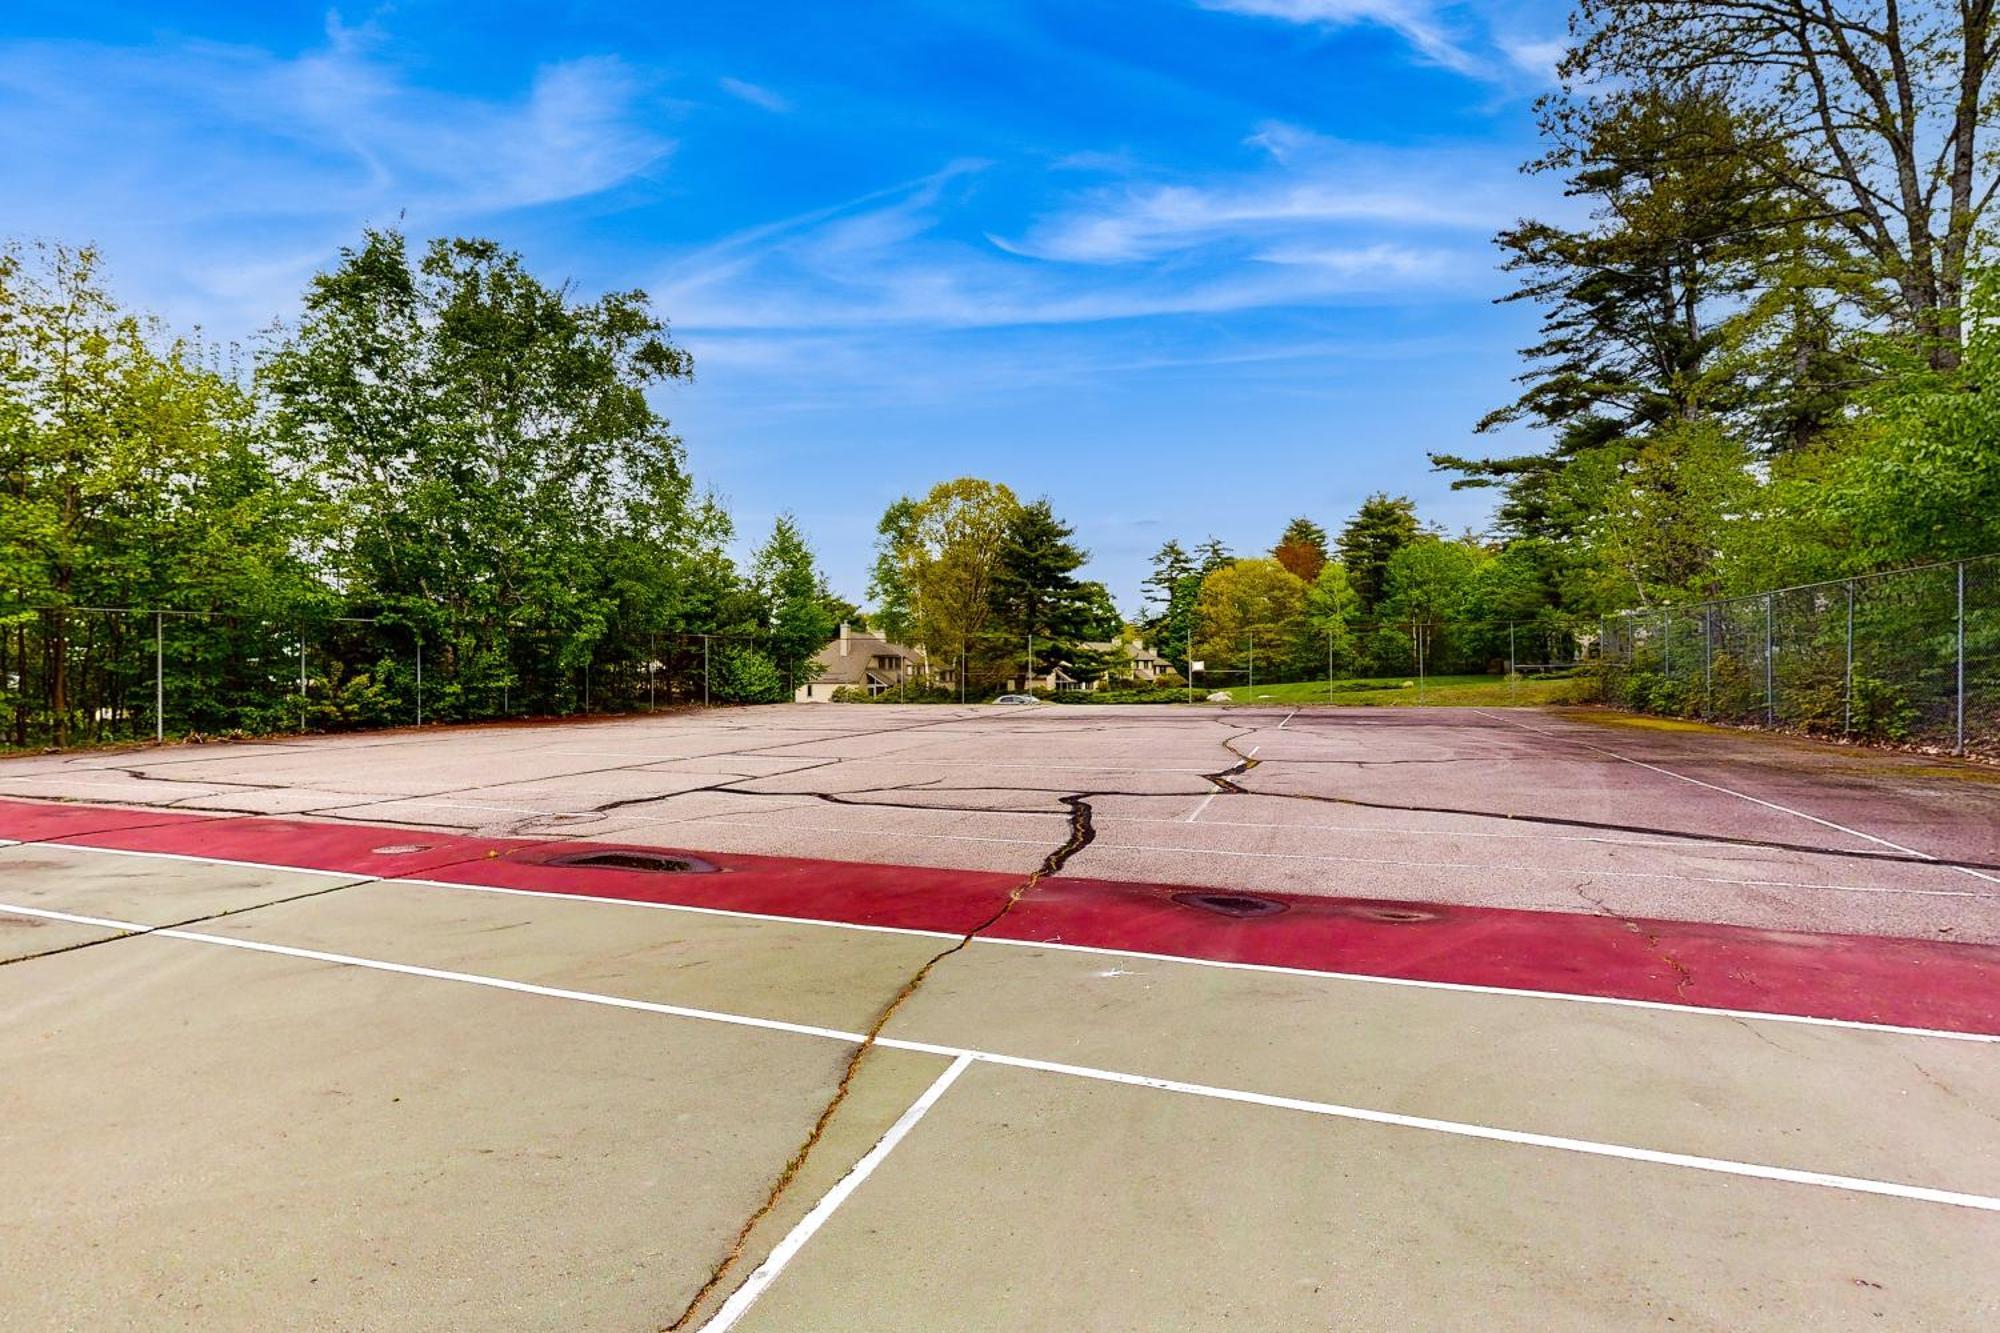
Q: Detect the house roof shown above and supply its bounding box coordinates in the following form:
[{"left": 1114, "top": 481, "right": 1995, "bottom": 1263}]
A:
[{"left": 805, "top": 627, "right": 919, "bottom": 687}]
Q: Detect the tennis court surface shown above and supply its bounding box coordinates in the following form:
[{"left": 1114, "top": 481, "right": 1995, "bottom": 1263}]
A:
[{"left": 3, "top": 703, "right": 1998, "bottom": 1329}]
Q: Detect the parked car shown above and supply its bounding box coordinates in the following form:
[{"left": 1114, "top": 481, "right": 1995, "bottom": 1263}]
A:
[{"left": 993, "top": 694, "right": 1041, "bottom": 705}]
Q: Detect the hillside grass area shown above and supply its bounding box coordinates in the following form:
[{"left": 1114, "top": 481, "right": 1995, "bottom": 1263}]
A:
[{"left": 1219, "top": 673, "right": 1596, "bottom": 707}]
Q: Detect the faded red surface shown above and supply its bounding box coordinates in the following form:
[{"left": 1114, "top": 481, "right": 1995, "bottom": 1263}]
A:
[{"left": 4, "top": 796, "right": 1997, "bottom": 1036}]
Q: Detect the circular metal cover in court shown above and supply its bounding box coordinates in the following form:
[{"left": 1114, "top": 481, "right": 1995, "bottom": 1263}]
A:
[
  {"left": 1171, "top": 891, "right": 1287, "bottom": 919},
  {"left": 546, "top": 850, "right": 719, "bottom": 874}
]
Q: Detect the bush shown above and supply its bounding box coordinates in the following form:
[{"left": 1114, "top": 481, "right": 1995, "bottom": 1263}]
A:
[{"left": 712, "top": 647, "right": 786, "bottom": 703}]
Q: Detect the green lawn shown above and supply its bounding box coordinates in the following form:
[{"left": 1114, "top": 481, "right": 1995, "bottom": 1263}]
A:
[{"left": 1216, "top": 673, "right": 1596, "bottom": 707}]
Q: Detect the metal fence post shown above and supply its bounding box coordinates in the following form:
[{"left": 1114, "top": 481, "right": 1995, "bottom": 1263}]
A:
[
  {"left": 1843, "top": 581, "right": 1854, "bottom": 737},
  {"left": 1415, "top": 618, "right": 1425, "bottom": 702},
  {"left": 416, "top": 636, "right": 423, "bottom": 726},
  {"left": 1702, "top": 605, "right": 1712, "bottom": 717},
  {"left": 1763, "top": 593, "right": 1775, "bottom": 727},
  {"left": 703, "top": 634, "right": 710, "bottom": 707},
  {"left": 154, "top": 611, "right": 164, "bottom": 743},
  {"left": 1957, "top": 560, "right": 1967, "bottom": 755},
  {"left": 299, "top": 631, "right": 307, "bottom": 733},
  {"left": 1662, "top": 607, "right": 1670, "bottom": 678}
]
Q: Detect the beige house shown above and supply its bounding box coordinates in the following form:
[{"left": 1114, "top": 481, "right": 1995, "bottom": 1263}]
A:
[
  {"left": 1008, "top": 637, "right": 1172, "bottom": 693},
  {"left": 794, "top": 624, "right": 922, "bottom": 702}
]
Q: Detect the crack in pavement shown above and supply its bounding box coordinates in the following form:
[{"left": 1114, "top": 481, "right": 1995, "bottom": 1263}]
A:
[
  {"left": 1186, "top": 720, "right": 2000, "bottom": 874},
  {"left": 661, "top": 792, "right": 1098, "bottom": 1332},
  {"left": 1570, "top": 884, "right": 1696, "bottom": 999}
]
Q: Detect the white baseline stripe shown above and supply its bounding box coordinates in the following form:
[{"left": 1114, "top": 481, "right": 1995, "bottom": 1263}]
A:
[
  {"left": 4, "top": 897, "right": 1996, "bottom": 1214},
  {"left": 1184, "top": 791, "right": 1220, "bottom": 823},
  {"left": 1472, "top": 709, "right": 2000, "bottom": 888},
  {"left": 698, "top": 1055, "right": 974, "bottom": 1332},
  {"left": 6, "top": 837, "right": 1994, "bottom": 1042}
]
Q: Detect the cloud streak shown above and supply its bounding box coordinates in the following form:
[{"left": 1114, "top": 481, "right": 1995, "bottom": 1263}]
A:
[{"left": 0, "top": 20, "right": 667, "bottom": 330}]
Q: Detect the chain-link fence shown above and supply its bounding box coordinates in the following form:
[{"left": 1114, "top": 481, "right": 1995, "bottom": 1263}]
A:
[
  {"left": 0, "top": 605, "right": 796, "bottom": 750},
  {"left": 1599, "top": 555, "right": 1998, "bottom": 755}
]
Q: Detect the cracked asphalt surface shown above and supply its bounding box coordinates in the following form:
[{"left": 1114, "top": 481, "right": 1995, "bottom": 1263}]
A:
[{"left": 3, "top": 703, "right": 1999, "bottom": 1330}]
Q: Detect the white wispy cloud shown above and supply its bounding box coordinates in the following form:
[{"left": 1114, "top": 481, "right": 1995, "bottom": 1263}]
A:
[
  {"left": 1196, "top": 0, "right": 1485, "bottom": 76},
  {"left": 0, "top": 19, "right": 668, "bottom": 331},
  {"left": 718, "top": 76, "right": 791, "bottom": 113},
  {"left": 649, "top": 137, "right": 1520, "bottom": 338}
]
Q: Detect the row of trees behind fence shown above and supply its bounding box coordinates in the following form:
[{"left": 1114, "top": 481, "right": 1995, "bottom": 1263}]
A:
[{"left": 2, "top": 233, "right": 849, "bottom": 748}]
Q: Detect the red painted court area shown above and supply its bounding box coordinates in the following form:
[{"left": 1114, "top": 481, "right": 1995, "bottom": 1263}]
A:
[{"left": 6, "top": 794, "right": 1997, "bottom": 1037}]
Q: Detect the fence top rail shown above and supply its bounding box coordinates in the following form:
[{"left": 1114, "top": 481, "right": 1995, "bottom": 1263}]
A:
[{"left": 1608, "top": 551, "right": 1999, "bottom": 622}]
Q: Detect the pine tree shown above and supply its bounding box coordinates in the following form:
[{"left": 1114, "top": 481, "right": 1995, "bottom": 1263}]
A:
[
  {"left": 988, "top": 498, "right": 1090, "bottom": 674},
  {"left": 1336, "top": 495, "right": 1420, "bottom": 614}
]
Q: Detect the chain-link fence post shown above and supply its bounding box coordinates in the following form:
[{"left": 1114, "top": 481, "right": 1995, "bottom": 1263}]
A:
[
  {"left": 1958, "top": 560, "right": 1968, "bottom": 754},
  {"left": 1764, "top": 593, "right": 1775, "bottom": 727},
  {"left": 299, "top": 629, "right": 307, "bottom": 733},
  {"left": 703, "top": 634, "right": 710, "bottom": 707},
  {"left": 416, "top": 635, "right": 423, "bottom": 726},
  {"left": 1701, "top": 605, "right": 1713, "bottom": 718},
  {"left": 154, "top": 611, "right": 164, "bottom": 743},
  {"left": 1843, "top": 580, "right": 1855, "bottom": 737},
  {"left": 1661, "top": 607, "right": 1670, "bottom": 679}
]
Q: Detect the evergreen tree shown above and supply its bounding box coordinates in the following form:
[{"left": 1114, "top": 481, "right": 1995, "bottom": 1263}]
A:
[
  {"left": 1336, "top": 494, "right": 1420, "bottom": 613},
  {"left": 752, "top": 513, "right": 837, "bottom": 696},
  {"left": 988, "top": 498, "right": 1091, "bottom": 675}
]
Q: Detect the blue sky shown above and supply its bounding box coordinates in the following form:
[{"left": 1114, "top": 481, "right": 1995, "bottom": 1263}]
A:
[{"left": 1, "top": 0, "right": 1578, "bottom": 611}]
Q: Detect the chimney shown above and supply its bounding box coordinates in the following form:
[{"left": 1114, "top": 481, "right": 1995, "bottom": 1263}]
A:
[{"left": 839, "top": 622, "right": 851, "bottom": 657}]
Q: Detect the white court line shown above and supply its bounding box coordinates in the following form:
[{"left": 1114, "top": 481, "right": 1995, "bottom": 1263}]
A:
[
  {"left": 1083, "top": 841, "right": 1990, "bottom": 898},
  {"left": 4, "top": 896, "right": 1997, "bottom": 1214},
  {"left": 698, "top": 1054, "right": 975, "bottom": 1332},
  {"left": 7, "top": 837, "right": 1995, "bottom": 1042},
  {"left": 1184, "top": 791, "right": 1220, "bottom": 823},
  {"left": 1472, "top": 710, "right": 2000, "bottom": 888},
  {"left": 1278, "top": 710, "right": 1297, "bottom": 730}
]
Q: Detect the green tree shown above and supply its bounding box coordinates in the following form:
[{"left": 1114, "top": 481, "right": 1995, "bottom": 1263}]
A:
[
  {"left": 1301, "top": 562, "right": 1361, "bottom": 674},
  {"left": 262, "top": 229, "right": 700, "bottom": 716},
  {"left": 1195, "top": 559, "right": 1309, "bottom": 683},
  {"left": 868, "top": 477, "right": 1020, "bottom": 678},
  {"left": 1141, "top": 539, "right": 1195, "bottom": 621},
  {"left": 0, "top": 241, "right": 300, "bottom": 744},
  {"left": 1568, "top": 0, "right": 1999, "bottom": 371},
  {"left": 1382, "top": 537, "right": 1488, "bottom": 667},
  {"left": 988, "top": 498, "right": 1091, "bottom": 675},
  {"left": 1336, "top": 494, "right": 1420, "bottom": 613},
  {"left": 752, "top": 513, "right": 837, "bottom": 696}
]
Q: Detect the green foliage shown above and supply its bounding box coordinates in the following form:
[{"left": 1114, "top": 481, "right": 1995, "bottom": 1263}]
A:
[
  {"left": 1194, "top": 558, "right": 1309, "bottom": 680},
  {"left": 1336, "top": 494, "right": 1419, "bottom": 613},
  {"left": 754, "top": 514, "right": 837, "bottom": 690},
  {"left": 869, "top": 477, "right": 1018, "bottom": 674},
  {"left": 711, "top": 646, "right": 786, "bottom": 704}
]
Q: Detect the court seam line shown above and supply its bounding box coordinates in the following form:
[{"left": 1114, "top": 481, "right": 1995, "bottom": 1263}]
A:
[
  {"left": 1470, "top": 709, "right": 2000, "bottom": 888},
  {"left": 8, "top": 836, "right": 1996, "bottom": 1043},
  {"left": 5, "top": 896, "right": 1997, "bottom": 1215},
  {"left": 695, "top": 1054, "right": 974, "bottom": 1333}
]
